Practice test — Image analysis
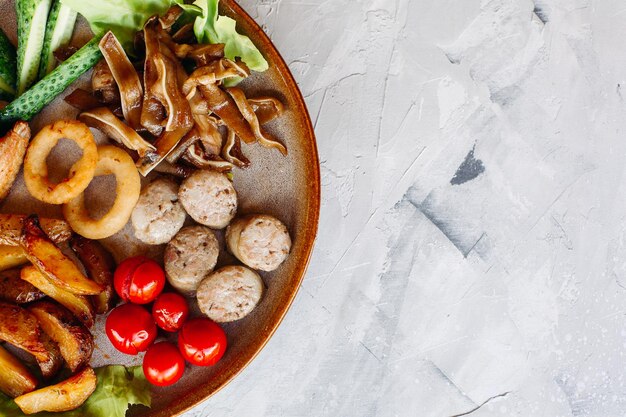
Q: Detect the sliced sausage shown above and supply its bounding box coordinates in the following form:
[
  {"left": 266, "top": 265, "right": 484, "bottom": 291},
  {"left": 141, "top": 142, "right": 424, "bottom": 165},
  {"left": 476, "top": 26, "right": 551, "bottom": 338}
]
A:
[
  {"left": 196, "top": 265, "right": 264, "bottom": 323},
  {"left": 178, "top": 170, "right": 237, "bottom": 229},
  {"left": 226, "top": 214, "right": 291, "bottom": 272},
  {"left": 164, "top": 226, "right": 219, "bottom": 295},
  {"left": 131, "top": 178, "right": 186, "bottom": 245}
]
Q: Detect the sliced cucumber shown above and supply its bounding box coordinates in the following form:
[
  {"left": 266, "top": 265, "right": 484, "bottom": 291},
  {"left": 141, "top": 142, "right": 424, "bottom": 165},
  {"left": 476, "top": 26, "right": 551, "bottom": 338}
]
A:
[
  {"left": 0, "top": 28, "right": 16, "bottom": 100},
  {"left": 38, "top": 1, "right": 78, "bottom": 78},
  {"left": 16, "top": 0, "right": 53, "bottom": 95},
  {"left": 0, "top": 36, "right": 102, "bottom": 127}
]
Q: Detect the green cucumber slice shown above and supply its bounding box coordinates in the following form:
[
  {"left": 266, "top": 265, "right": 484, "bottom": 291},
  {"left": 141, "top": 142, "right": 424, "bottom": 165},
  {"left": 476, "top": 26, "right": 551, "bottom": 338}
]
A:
[
  {"left": 38, "top": 1, "right": 78, "bottom": 78},
  {"left": 16, "top": 0, "right": 53, "bottom": 95},
  {"left": 0, "top": 36, "right": 102, "bottom": 127},
  {"left": 0, "top": 28, "right": 16, "bottom": 100}
]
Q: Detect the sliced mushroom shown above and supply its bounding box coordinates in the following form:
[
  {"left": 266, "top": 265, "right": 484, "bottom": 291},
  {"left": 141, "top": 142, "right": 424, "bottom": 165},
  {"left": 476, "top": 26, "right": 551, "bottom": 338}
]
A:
[
  {"left": 141, "top": 19, "right": 167, "bottom": 137},
  {"left": 172, "top": 22, "right": 195, "bottom": 43},
  {"left": 183, "top": 142, "right": 234, "bottom": 172},
  {"left": 183, "top": 60, "right": 256, "bottom": 144},
  {"left": 99, "top": 32, "right": 143, "bottom": 129},
  {"left": 222, "top": 127, "right": 250, "bottom": 168},
  {"left": 158, "top": 5, "right": 184, "bottom": 30},
  {"left": 79, "top": 107, "right": 157, "bottom": 159},
  {"left": 226, "top": 87, "right": 287, "bottom": 156},
  {"left": 188, "top": 44, "right": 225, "bottom": 66},
  {"left": 64, "top": 89, "right": 105, "bottom": 112},
  {"left": 91, "top": 60, "right": 119, "bottom": 104},
  {"left": 137, "top": 51, "right": 193, "bottom": 176},
  {"left": 167, "top": 96, "right": 223, "bottom": 163},
  {"left": 249, "top": 96, "right": 285, "bottom": 125}
]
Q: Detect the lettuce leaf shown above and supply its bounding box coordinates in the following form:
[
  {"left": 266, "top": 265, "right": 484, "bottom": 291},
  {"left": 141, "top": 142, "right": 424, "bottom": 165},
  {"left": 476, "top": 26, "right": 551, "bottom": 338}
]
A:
[
  {"left": 60, "top": 0, "right": 188, "bottom": 50},
  {"left": 0, "top": 366, "right": 151, "bottom": 417},
  {"left": 61, "top": 0, "right": 267, "bottom": 77},
  {"left": 193, "top": 0, "right": 268, "bottom": 73}
]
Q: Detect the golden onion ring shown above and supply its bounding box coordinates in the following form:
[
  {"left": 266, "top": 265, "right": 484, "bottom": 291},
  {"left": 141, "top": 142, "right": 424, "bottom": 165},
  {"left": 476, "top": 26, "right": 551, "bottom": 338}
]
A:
[
  {"left": 62, "top": 146, "right": 140, "bottom": 240},
  {"left": 24, "top": 121, "right": 98, "bottom": 205}
]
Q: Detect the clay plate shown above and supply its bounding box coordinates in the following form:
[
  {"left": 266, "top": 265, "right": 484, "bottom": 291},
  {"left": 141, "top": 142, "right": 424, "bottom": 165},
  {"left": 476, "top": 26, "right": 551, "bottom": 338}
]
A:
[{"left": 0, "top": 0, "right": 320, "bottom": 415}]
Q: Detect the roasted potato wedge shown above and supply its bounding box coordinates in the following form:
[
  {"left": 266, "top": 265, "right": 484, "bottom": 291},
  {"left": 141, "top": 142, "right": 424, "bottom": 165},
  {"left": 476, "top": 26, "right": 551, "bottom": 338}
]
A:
[
  {"left": 0, "top": 301, "right": 63, "bottom": 379},
  {"left": 20, "top": 266, "right": 95, "bottom": 328},
  {"left": 14, "top": 366, "right": 96, "bottom": 414},
  {"left": 0, "top": 121, "right": 30, "bottom": 201},
  {"left": 70, "top": 236, "right": 116, "bottom": 314},
  {"left": 0, "top": 245, "right": 29, "bottom": 271},
  {"left": 0, "top": 214, "right": 72, "bottom": 246},
  {"left": 0, "top": 344, "right": 38, "bottom": 397},
  {"left": 0, "top": 268, "right": 45, "bottom": 304},
  {"left": 28, "top": 301, "right": 94, "bottom": 372},
  {"left": 21, "top": 216, "right": 104, "bottom": 296}
]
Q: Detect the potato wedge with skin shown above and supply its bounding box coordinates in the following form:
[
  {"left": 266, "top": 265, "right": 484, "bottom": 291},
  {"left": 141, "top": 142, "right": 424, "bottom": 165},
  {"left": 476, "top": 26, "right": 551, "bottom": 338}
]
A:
[
  {"left": 20, "top": 266, "right": 94, "bottom": 328},
  {"left": 0, "top": 214, "right": 72, "bottom": 246},
  {"left": 0, "top": 268, "right": 45, "bottom": 304},
  {"left": 0, "top": 301, "right": 63, "bottom": 379},
  {"left": 70, "top": 236, "right": 116, "bottom": 314},
  {"left": 0, "top": 344, "right": 38, "bottom": 397},
  {"left": 28, "top": 301, "right": 94, "bottom": 372},
  {"left": 0, "top": 245, "right": 29, "bottom": 271},
  {"left": 14, "top": 366, "right": 97, "bottom": 414},
  {"left": 0, "top": 121, "right": 30, "bottom": 201},
  {"left": 21, "top": 215, "right": 104, "bottom": 296}
]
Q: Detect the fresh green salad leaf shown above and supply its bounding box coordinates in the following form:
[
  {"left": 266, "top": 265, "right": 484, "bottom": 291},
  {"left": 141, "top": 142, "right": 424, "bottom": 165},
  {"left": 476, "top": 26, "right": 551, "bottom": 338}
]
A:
[
  {"left": 60, "top": 0, "right": 185, "bottom": 50},
  {"left": 193, "top": 0, "right": 268, "bottom": 73},
  {"left": 60, "top": 0, "right": 267, "bottom": 75},
  {"left": 0, "top": 366, "right": 151, "bottom": 417},
  {"left": 81, "top": 365, "right": 151, "bottom": 417}
]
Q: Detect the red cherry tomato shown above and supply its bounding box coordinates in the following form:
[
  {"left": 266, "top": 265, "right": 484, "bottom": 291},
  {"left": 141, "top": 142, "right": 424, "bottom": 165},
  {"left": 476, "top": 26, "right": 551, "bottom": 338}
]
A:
[
  {"left": 152, "top": 293, "right": 189, "bottom": 332},
  {"left": 178, "top": 318, "right": 227, "bottom": 366},
  {"left": 143, "top": 342, "right": 185, "bottom": 387},
  {"left": 114, "top": 256, "right": 165, "bottom": 304},
  {"left": 106, "top": 304, "right": 157, "bottom": 355}
]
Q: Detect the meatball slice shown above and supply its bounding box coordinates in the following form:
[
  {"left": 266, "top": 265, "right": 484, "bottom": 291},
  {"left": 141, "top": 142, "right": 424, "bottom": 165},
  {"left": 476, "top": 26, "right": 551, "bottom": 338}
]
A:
[
  {"left": 178, "top": 170, "right": 237, "bottom": 229},
  {"left": 164, "top": 226, "right": 219, "bottom": 295},
  {"left": 226, "top": 215, "right": 291, "bottom": 272},
  {"left": 196, "top": 265, "right": 265, "bottom": 323},
  {"left": 131, "top": 178, "right": 186, "bottom": 245}
]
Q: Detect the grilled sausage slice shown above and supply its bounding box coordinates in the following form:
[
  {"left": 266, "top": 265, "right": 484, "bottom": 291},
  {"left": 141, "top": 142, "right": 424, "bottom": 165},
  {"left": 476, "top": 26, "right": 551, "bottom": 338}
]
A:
[{"left": 196, "top": 265, "right": 264, "bottom": 323}]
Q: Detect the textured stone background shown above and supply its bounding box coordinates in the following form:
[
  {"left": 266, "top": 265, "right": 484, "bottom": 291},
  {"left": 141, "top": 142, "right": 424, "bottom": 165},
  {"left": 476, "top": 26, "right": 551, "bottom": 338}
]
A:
[{"left": 186, "top": 1, "right": 626, "bottom": 416}]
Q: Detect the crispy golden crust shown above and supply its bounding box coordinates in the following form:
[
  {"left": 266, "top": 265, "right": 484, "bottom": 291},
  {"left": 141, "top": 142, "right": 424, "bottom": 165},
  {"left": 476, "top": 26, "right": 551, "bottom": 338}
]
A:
[
  {"left": 23, "top": 120, "right": 98, "bottom": 205},
  {"left": 62, "top": 146, "right": 141, "bottom": 240},
  {"left": 0, "top": 344, "right": 38, "bottom": 398},
  {"left": 29, "top": 301, "right": 94, "bottom": 372},
  {"left": 0, "top": 214, "right": 72, "bottom": 247},
  {"left": 0, "top": 301, "right": 62, "bottom": 379},
  {"left": 20, "top": 266, "right": 95, "bottom": 328},
  {"left": 0, "top": 268, "right": 45, "bottom": 304},
  {"left": 14, "top": 366, "right": 97, "bottom": 414},
  {"left": 20, "top": 216, "right": 104, "bottom": 296},
  {"left": 69, "top": 236, "right": 116, "bottom": 314},
  {"left": 0, "top": 121, "right": 30, "bottom": 201}
]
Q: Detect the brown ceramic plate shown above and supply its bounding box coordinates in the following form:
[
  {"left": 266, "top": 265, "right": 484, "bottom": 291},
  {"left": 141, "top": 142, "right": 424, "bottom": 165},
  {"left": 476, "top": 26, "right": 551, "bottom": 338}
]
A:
[{"left": 0, "top": 0, "right": 320, "bottom": 415}]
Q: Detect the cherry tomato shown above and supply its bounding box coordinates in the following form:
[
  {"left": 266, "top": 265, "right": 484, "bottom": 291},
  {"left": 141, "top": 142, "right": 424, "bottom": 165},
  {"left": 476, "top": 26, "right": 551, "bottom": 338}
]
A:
[
  {"left": 178, "top": 318, "right": 227, "bottom": 366},
  {"left": 114, "top": 256, "right": 165, "bottom": 304},
  {"left": 143, "top": 342, "right": 185, "bottom": 386},
  {"left": 152, "top": 292, "right": 189, "bottom": 332},
  {"left": 106, "top": 303, "right": 157, "bottom": 355}
]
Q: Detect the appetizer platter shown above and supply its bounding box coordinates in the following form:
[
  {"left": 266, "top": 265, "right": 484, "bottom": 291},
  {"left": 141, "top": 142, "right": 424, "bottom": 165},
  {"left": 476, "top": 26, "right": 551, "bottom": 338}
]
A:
[{"left": 0, "top": 0, "right": 320, "bottom": 415}]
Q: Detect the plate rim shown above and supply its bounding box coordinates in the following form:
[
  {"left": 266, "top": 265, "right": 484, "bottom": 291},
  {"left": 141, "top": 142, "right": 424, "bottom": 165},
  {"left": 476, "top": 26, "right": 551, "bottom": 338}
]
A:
[{"left": 149, "top": 1, "right": 321, "bottom": 415}]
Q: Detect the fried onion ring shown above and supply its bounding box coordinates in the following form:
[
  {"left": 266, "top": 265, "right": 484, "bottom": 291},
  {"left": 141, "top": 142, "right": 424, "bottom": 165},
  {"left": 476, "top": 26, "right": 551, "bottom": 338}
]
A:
[
  {"left": 24, "top": 121, "right": 98, "bottom": 205},
  {"left": 62, "top": 146, "right": 140, "bottom": 240}
]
